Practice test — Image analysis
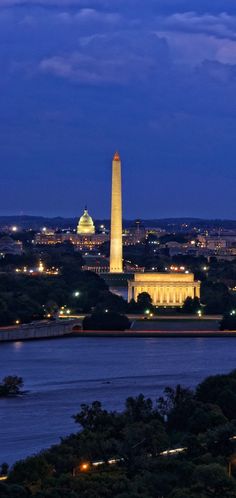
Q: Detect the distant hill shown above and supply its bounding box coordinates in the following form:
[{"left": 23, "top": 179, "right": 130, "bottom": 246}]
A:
[{"left": 0, "top": 215, "right": 236, "bottom": 231}]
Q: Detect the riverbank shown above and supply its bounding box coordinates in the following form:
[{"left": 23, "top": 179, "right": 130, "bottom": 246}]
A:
[
  {"left": 0, "top": 319, "right": 78, "bottom": 342},
  {"left": 72, "top": 330, "right": 236, "bottom": 338}
]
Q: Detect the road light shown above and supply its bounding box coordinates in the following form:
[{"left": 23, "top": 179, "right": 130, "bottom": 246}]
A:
[
  {"left": 80, "top": 463, "right": 90, "bottom": 472},
  {"left": 74, "top": 291, "right": 80, "bottom": 297}
]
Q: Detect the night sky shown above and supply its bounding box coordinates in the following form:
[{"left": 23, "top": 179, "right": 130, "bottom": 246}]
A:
[{"left": 1, "top": 0, "right": 236, "bottom": 219}]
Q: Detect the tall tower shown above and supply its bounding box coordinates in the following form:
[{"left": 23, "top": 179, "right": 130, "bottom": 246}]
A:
[{"left": 110, "top": 151, "right": 123, "bottom": 273}]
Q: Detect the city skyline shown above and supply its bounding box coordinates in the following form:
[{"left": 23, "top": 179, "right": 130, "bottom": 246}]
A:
[{"left": 1, "top": 0, "right": 236, "bottom": 218}]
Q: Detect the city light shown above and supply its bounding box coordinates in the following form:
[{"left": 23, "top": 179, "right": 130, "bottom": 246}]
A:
[
  {"left": 38, "top": 261, "right": 44, "bottom": 273},
  {"left": 11, "top": 226, "right": 17, "bottom": 232},
  {"left": 74, "top": 291, "right": 80, "bottom": 297},
  {"left": 80, "top": 463, "right": 89, "bottom": 472}
]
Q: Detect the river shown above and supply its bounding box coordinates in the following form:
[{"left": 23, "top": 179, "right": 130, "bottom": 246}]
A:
[{"left": 0, "top": 336, "right": 236, "bottom": 465}]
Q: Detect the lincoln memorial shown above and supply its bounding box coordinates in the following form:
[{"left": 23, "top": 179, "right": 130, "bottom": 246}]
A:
[{"left": 128, "top": 272, "right": 201, "bottom": 307}]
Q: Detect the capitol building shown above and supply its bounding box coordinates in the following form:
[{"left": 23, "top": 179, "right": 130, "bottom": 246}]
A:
[
  {"left": 77, "top": 207, "right": 95, "bottom": 235},
  {"left": 34, "top": 206, "right": 108, "bottom": 250}
]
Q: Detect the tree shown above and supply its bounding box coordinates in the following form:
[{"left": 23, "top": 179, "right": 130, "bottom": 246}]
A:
[
  {"left": 136, "top": 292, "right": 154, "bottom": 313},
  {"left": 83, "top": 312, "right": 131, "bottom": 331},
  {"left": 192, "top": 463, "right": 236, "bottom": 497},
  {"left": 220, "top": 313, "right": 236, "bottom": 331},
  {"left": 201, "top": 281, "right": 236, "bottom": 314},
  {"left": 0, "top": 376, "right": 23, "bottom": 397},
  {"left": 182, "top": 297, "right": 201, "bottom": 314},
  {"left": 0, "top": 463, "right": 9, "bottom": 476}
]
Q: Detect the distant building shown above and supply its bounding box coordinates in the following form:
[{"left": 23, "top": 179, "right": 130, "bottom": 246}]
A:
[
  {"left": 77, "top": 207, "right": 95, "bottom": 235},
  {"left": 82, "top": 254, "right": 109, "bottom": 273},
  {"left": 128, "top": 272, "right": 200, "bottom": 307},
  {"left": 34, "top": 208, "right": 108, "bottom": 250},
  {"left": 0, "top": 235, "right": 23, "bottom": 256},
  {"left": 123, "top": 219, "right": 146, "bottom": 245}
]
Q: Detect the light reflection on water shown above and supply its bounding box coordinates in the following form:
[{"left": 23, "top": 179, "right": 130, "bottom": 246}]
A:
[{"left": 0, "top": 336, "right": 236, "bottom": 465}]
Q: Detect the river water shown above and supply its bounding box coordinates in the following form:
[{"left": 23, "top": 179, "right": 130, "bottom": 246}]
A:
[{"left": 0, "top": 336, "right": 236, "bottom": 465}]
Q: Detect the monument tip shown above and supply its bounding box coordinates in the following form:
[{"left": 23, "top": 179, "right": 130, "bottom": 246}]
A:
[{"left": 113, "top": 151, "right": 120, "bottom": 161}]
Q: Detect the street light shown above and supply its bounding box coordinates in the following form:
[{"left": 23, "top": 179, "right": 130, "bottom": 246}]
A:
[{"left": 74, "top": 291, "right": 80, "bottom": 297}]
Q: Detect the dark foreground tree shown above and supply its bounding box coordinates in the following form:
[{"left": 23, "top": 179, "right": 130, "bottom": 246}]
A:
[
  {"left": 220, "top": 313, "right": 236, "bottom": 331},
  {"left": 182, "top": 297, "right": 201, "bottom": 314},
  {"left": 0, "top": 376, "right": 23, "bottom": 397},
  {"left": 136, "top": 292, "right": 154, "bottom": 313},
  {"left": 83, "top": 312, "right": 131, "bottom": 331}
]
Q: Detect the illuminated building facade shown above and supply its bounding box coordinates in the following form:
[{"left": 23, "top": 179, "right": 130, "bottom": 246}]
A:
[
  {"left": 128, "top": 272, "right": 200, "bottom": 307},
  {"left": 110, "top": 152, "right": 123, "bottom": 273},
  {"left": 34, "top": 231, "right": 108, "bottom": 249},
  {"left": 77, "top": 207, "right": 95, "bottom": 235}
]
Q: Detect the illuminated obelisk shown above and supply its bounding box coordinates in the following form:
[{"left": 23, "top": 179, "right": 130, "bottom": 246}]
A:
[{"left": 110, "top": 151, "right": 123, "bottom": 273}]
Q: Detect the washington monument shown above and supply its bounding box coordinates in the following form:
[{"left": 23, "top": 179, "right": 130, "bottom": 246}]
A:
[{"left": 110, "top": 152, "right": 123, "bottom": 273}]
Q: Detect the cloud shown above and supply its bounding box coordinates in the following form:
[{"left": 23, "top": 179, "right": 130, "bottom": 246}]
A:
[
  {"left": 157, "top": 12, "right": 236, "bottom": 40},
  {"left": 151, "top": 12, "right": 236, "bottom": 65},
  {"left": 39, "top": 33, "right": 170, "bottom": 84}
]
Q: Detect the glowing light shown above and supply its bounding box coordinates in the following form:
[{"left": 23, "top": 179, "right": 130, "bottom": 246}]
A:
[
  {"left": 15, "top": 320, "right": 20, "bottom": 325},
  {"left": 160, "top": 447, "right": 187, "bottom": 456},
  {"left": 11, "top": 226, "right": 17, "bottom": 232},
  {"left": 74, "top": 291, "right": 80, "bottom": 297},
  {"left": 66, "top": 309, "right": 71, "bottom": 315},
  {"left": 38, "top": 261, "right": 44, "bottom": 273},
  {"left": 145, "top": 309, "right": 150, "bottom": 315},
  {"left": 80, "top": 463, "right": 89, "bottom": 472}
]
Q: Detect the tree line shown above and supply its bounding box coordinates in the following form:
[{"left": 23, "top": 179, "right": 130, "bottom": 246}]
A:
[{"left": 2, "top": 370, "right": 236, "bottom": 497}]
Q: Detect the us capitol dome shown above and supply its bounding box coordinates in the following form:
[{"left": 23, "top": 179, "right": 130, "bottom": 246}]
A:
[{"left": 77, "top": 207, "right": 95, "bottom": 235}]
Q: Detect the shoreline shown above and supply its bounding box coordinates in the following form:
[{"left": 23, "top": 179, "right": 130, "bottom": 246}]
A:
[{"left": 70, "top": 330, "right": 236, "bottom": 338}]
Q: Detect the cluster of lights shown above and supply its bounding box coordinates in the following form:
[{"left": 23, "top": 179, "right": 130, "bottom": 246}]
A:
[
  {"left": 145, "top": 309, "right": 154, "bottom": 317},
  {"left": 230, "top": 310, "right": 236, "bottom": 316},
  {"left": 170, "top": 265, "right": 186, "bottom": 272},
  {"left": 15, "top": 264, "right": 59, "bottom": 275},
  {"left": 59, "top": 306, "right": 71, "bottom": 316},
  {"left": 79, "top": 446, "right": 187, "bottom": 474}
]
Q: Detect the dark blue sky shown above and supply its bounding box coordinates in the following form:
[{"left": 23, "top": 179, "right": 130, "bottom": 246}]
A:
[{"left": 1, "top": 0, "right": 236, "bottom": 218}]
